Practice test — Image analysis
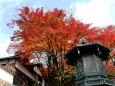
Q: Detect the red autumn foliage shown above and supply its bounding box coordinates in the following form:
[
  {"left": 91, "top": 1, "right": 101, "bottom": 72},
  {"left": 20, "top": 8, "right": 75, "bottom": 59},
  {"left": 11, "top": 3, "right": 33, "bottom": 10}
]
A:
[
  {"left": 7, "top": 7, "right": 115, "bottom": 77},
  {"left": 103, "top": 61, "right": 115, "bottom": 75}
]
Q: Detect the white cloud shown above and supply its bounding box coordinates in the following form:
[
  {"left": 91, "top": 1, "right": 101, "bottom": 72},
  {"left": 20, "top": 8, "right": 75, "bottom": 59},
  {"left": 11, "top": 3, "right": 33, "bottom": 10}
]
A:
[
  {"left": 0, "top": 0, "right": 22, "bottom": 57},
  {"left": 0, "top": 33, "right": 12, "bottom": 57},
  {"left": 70, "top": 0, "right": 115, "bottom": 27}
]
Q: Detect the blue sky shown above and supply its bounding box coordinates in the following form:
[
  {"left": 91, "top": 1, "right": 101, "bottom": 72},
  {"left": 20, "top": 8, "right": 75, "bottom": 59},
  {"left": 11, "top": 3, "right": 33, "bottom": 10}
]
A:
[{"left": 0, "top": 0, "right": 115, "bottom": 57}]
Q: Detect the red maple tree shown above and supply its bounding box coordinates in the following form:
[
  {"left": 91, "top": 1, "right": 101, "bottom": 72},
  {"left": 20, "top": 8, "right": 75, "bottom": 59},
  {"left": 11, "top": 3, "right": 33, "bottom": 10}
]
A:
[{"left": 7, "top": 7, "right": 115, "bottom": 85}]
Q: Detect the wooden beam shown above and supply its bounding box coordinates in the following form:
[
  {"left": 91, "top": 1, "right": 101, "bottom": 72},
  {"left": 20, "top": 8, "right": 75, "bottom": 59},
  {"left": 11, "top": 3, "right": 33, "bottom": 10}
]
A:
[
  {"left": 15, "top": 61, "right": 35, "bottom": 80},
  {"left": 0, "top": 55, "right": 19, "bottom": 65},
  {"left": 0, "top": 59, "right": 16, "bottom": 65}
]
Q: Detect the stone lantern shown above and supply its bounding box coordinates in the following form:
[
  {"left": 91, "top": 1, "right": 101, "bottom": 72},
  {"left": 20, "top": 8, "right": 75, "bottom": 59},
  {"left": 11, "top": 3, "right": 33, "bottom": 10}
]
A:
[{"left": 64, "top": 39, "right": 115, "bottom": 86}]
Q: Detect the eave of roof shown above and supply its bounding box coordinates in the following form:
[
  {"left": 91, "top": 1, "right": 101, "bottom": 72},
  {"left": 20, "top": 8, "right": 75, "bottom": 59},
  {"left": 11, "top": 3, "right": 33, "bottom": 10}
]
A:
[{"left": 0, "top": 55, "right": 20, "bottom": 61}]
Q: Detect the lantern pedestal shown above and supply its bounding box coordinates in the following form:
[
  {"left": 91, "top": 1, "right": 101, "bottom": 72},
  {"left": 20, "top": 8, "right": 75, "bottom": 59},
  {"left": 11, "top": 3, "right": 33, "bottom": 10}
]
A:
[{"left": 65, "top": 43, "right": 115, "bottom": 86}]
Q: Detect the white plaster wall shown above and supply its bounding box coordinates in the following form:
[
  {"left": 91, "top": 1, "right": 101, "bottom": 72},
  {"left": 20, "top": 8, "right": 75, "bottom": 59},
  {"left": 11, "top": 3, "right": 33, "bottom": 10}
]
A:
[{"left": 0, "top": 68, "right": 13, "bottom": 84}]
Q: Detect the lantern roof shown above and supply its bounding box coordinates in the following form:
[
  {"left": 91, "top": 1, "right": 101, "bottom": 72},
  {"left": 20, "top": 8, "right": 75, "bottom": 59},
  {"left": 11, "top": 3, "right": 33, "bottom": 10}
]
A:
[{"left": 64, "top": 42, "right": 111, "bottom": 65}]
